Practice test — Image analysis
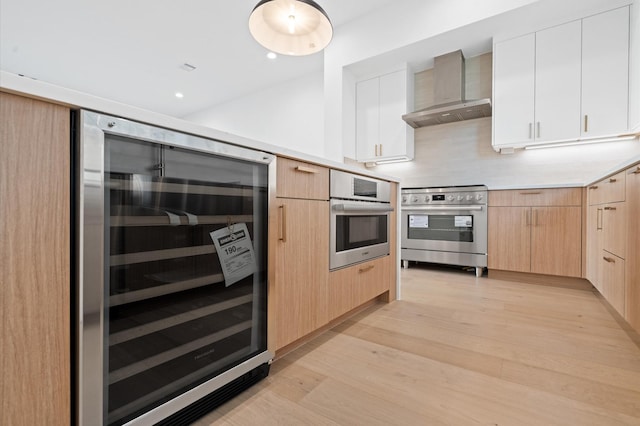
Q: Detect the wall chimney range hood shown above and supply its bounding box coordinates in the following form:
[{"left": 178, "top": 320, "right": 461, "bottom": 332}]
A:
[{"left": 402, "top": 50, "right": 491, "bottom": 128}]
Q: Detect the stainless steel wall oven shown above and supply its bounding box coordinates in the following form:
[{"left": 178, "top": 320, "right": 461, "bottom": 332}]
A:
[
  {"left": 330, "top": 170, "right": 393, "bottom": 270},
  {"left": 76, "top": 111, "right": 274, "bottom": 425},
  {"left": 401, "top": 186, "right": 488, "bottom": 277}
]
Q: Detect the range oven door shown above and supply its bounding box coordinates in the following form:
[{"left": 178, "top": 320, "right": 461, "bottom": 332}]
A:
[
  {"left": 401, "top": 205, "right": 487, "bottom": 255},
  {"left": 330, "top": 199, "right": 393, "bottom": 270}
]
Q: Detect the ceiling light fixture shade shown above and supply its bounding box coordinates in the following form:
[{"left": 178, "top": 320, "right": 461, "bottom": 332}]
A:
[{"left": 249, "top": 0, "right": 333, "bottom": 56}]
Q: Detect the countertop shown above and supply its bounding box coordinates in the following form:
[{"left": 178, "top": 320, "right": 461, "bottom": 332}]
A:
[{"left": 0, "top": 71, "right": 400, "bottom": 183}]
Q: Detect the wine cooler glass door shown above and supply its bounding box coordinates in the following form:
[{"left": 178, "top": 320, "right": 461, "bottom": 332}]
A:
[{"left": 78, "top": 112, "right": 273, "bottom": 425}]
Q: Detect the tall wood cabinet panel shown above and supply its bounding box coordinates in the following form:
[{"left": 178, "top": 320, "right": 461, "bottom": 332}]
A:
[
  {"left": 625, "top": 165, "right": 640, "bottom": 330},
  {"left": 270, "top": 158, "right": 330, "bottom": 352},
  {"left": 586, "top": 205, "right": 603, "bottom": 290},
  {"left": 488, "top": 188, "right": 582, "bottom": 277},
  {"left": 0, "top": 92, "right": 71, "bottom": 425}
]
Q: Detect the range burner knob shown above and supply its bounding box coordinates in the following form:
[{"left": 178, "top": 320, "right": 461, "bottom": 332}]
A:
[
  {"left": 476, "top": 194, "right": 484, "bottom": 200},
  {"left": 402, "top": 196, "right": 408, "bottom": 204},
  {"left": 466, "top": 194, "right": 473, "bottom": 201},
  {"left": 424, "top": 195, "right": 430, "bottom": 202},
  {"left": 457, "top": 195, "right": 464, "bottom": 201},
  {"left": 412, "top": 196, "right": 419, "bottom": 203},
  {"left": 447, "top": 195, "right": 454, "bottom": 201}
]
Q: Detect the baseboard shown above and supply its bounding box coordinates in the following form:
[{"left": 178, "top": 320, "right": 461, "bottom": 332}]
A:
[{"left": 488, "top": 269, "right": 594, "bottom": 291}]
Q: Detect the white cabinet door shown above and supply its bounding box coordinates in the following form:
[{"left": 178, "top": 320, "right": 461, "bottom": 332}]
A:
[
  {"left": 379, "top": 70, "right": 412, "bottom": 160},
  {"left": 355, "top": 69, "right": 413, "bottom": 162},
  {"left": 534, "top": 20, "right": 582, "bottom": 143},
  {"left": 582, "top": 6, "right": 629, "bottom": 138},
  {"left": 356, "top": 77, "right": 379, "bottom": 161},
  {"left": 493, "top": 33, "right": 535, "bottom": 148}
]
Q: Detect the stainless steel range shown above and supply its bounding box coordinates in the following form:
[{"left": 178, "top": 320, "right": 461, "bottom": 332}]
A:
[{"left": 400, "top": 185, "right": 488, "bottom": 277}]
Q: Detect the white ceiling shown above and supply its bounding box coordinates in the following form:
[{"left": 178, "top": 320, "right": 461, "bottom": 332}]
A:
[
  {"left": 0, "top": 0, "right": 629, "bottom": 118},
  {"left": 0, "top": 0, "right": 397, "bottom": 117}
]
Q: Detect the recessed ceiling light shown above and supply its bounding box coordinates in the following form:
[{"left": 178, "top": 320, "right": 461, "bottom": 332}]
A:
[
  {"left": 267, "top": 52, "right": 277, "bottom": 60},
  {"left": 175, "top": 92, "right": 184, "bottom": 99}
]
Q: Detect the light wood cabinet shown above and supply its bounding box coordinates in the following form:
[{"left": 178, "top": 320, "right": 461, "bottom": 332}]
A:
[
  {"left": 492, "top": 6, "right": 630, "bottom": 150},
  {"left": 276, "top": 157, "right": 329, "bottom": 200},
  {"left": 328, "top": 256, "right": 390, "bottom": 320},
  {"left": 356, "top": 68, "right": 414, "bottom": 162},
  {"left": 488, "top": 188, "right": 582, "bottom": 277},
  {"left": 0, "top": 92, "right": 71, "bottom": 425},
  {"left": 625, "top": 164, "right": 640, "bottom": 330},
  {"left": 269, "top": 157, "right": 330, "bottom": 352},
  {"left": 586, "top": 170, "right": 628, "bottom": 307}
]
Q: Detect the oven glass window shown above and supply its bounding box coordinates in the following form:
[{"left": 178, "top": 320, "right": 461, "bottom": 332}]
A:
[
  {"left": 408, "top": 214, "right": 474, "bottom": 242},
  {"left": 336, "top": 214, "right": 387, "bottom": 251}
]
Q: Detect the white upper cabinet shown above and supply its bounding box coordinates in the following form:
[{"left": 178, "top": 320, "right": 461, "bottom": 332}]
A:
[
  {"left": 356, "top": 68, "right": 414, "bottom": 163},
  {"left": 534, "top": 20, "right": 582, "bottom": 143},
  {"left": 493, "top": 33, "right": 535, "bottom": 145},
  {"left": 582, "top": 6, "right": 630, "bottom": 138},
  {"left": 493, "top": 6, "right": 631, "bottom": 151}
]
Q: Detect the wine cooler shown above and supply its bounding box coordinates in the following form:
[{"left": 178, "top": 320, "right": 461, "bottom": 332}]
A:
[{"left": 76, "top": 111, "right": 274, "bottom": 425}]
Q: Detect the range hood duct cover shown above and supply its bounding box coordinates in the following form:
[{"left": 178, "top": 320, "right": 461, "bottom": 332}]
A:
[{"left": 402, "top": 50, "right": 492, "bottom": 128}]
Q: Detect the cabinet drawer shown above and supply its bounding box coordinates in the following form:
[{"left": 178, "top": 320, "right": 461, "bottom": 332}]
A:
[
  {"left": 488, "top": 187, "right": 581, "bottom": 207},
  {"left": 587, "top": 171, "right": 625, "bottom": 205},
  {"left": 276, "top": 157, "right": 329, "bottom": 200},
  {"left": 600, "top": 251, "right": 625, "bottom": 316}
]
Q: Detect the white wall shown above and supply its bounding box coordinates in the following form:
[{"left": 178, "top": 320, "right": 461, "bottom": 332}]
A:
[
  {"left": 630, "top": 1, "right": 640, "bottom": 132},
  {"left": 184, "top": 71, "right": 325, "bottom": 158}
]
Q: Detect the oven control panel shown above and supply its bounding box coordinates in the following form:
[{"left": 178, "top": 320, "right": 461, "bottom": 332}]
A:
[{"left": 401, "top": 185, "right": 487, "bottom": 206}]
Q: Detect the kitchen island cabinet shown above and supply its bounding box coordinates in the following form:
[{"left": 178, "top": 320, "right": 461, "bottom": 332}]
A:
[
  {"left": 488, "top": 188, "right": 582, "bottom": 277},
  {"left": 328, "top": 255, "right": 390, "bottom": 321},
  {"left": 1, "top": 92, "right": 70, "bottom": 425},
  {"left": 269, "top": 157, "right": 330, "bottom": 352}
]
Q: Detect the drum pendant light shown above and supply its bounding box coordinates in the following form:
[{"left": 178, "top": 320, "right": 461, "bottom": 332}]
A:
[{"left": 249, "top": 0, "right": 333, "bottom": 56}]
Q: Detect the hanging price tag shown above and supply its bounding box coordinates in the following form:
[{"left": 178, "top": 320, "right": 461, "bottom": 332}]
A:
[{"left": 210, "top": 223, "right": 257, "bottom": 287}]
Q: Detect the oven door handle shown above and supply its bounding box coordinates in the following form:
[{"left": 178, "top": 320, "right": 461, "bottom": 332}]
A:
[
  {"left": 332, "top": 203, "right": 394, "bottom": 213},
  {"left": 402, "top": 205, "right": 484, "bottom": 212}
]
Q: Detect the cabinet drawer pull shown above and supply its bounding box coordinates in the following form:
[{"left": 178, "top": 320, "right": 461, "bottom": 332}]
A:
[
  {"left": 631, "top": 167, "right": 640, "bottom": 175},
  {"left": 609, "top": 178, "right": 617, "bottom": 183},
  {"left": 588, "top": 185, "right": 599, "bottom": 190},
  {"left": 603, "top": 256, "right": 615, "bottom": 263},
  {"left": 597, "top": 208, "right": 603, "bottom": 230},
  {"left": 295, "top": 165, "right": 319, "bottom": 174},
  {"left": 519, "top": 192, "right": 541, "bottom": 195},
  {"left": 278, "top": 205, "right": 287, "bottom": 242},
  {"left": 604, "top": 206, "right": 617, "bottom": 211},
  {"left": 359, "top": 265, "right": 375, "bottom": 273}
]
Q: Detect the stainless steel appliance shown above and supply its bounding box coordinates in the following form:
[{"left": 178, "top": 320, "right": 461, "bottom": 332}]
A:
[
  {"left": 330, "top": 170, "right": 393, "bottom": 270},
  {"left": 76, "top": 111, "right": 274, "bottom": 425},
  {"left": 401, "top": 185, "right": 488, "bottom": 277}
]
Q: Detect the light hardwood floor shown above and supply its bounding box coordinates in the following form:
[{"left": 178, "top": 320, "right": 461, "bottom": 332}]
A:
[{"left": 196, "top": 264, "right": 640, "bottom": 425}]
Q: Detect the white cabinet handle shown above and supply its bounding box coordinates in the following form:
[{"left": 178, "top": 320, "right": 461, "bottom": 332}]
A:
[
  {"left": 584, "top": 115, "right": 589, "bottom": 133},
  {"left": 536, "top": 122, "right": 541, "bottom": 138}
]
